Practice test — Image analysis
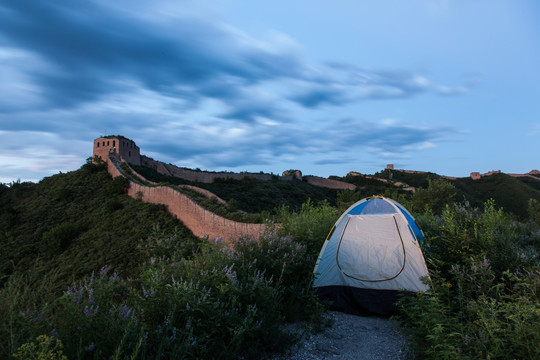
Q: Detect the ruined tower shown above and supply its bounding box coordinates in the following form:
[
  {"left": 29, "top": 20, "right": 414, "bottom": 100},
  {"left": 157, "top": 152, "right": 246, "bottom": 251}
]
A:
[{"left": 93, "top": 136, "right": 141, "bottom": 165}]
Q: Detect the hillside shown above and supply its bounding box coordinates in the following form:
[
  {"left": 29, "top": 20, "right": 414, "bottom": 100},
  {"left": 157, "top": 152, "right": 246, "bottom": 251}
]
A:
[
  {"left": 0, "top": 161, "right": 200, "bottom": 291},
  {"left": 372, "top": 169, "right": 540, "bottom": 219},
  {"left": 1, "top": 159, "right": 539, "bottom": 359}
]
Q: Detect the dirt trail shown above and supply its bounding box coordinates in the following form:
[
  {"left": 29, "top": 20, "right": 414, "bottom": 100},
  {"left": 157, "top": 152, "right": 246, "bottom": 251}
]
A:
[{"left": 272, "top": 311, "right": 409, "bottom": 360}]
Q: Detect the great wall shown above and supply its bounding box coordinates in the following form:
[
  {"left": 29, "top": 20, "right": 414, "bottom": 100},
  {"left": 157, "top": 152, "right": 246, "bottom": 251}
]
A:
[
  {"left": 94, "top": 136, "right": 539, "bottom": 242},
  {"left": 383, "top": 164, "right": 540, "bottom": 182},
  {"left": 93, "top": 135, "right": 355, "bottom": 243}
]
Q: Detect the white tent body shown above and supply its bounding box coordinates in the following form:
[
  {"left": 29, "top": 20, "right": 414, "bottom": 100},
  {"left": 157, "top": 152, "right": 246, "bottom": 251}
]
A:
[{"left": 313, "top": 196, "right": 429, "bottom": 315}]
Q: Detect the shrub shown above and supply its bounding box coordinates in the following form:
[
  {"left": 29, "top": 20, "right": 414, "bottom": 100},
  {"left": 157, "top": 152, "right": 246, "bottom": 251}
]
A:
[
  {"left": 13, "top": 335, "right": 67, "bottom": 360},
  {"left": 410, "top": 177, "right": 456, "bottom": 215},
  {"left": 528, "top": 198, "right": 540, "bottom": 225},
  {"left": 41, "top": 222, "right": 81, "bottom": 253},
  {"left": 397, "top": 200, "right": 540, "bottom": 360},
  {"left": 272, "top": 199, "right": 338, "bottom": 257},
  {"left": 3, "top": 212, "right": 329, "bottom": 359}
]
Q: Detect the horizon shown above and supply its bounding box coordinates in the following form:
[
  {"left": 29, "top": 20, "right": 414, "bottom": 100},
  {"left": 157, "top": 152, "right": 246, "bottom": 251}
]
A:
[
  {"left": 1, "top": 1, "right": 539, "bottom": 183},
  {"left": 5, "top": 132, "right": 539, "bottom": 185}
]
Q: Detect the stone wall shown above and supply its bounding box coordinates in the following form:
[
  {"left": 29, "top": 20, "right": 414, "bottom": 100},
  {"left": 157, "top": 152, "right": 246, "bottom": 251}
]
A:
[
  {"left": 141, "top": 155, "right": 273, "bottom": 183},
  {"left": 106, "top": 156, "right": 265, "bottom": 243},
  {"left": 303, "top": 176, "right": 356, "bottom": 190}
]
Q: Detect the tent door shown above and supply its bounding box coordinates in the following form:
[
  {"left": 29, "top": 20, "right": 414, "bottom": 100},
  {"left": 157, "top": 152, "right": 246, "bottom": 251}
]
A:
[{"left": 336, "top": 215, "right": 406, "bottom": 282}]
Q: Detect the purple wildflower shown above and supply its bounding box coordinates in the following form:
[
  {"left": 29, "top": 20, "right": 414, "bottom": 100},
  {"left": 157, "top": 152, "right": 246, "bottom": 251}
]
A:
[{"left": 83, "top": 305, "right": 99, "bottom": 317}]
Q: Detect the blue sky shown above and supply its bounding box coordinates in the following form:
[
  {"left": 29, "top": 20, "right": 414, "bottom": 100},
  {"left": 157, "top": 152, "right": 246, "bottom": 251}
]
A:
[{"left": 1, "top": 0, "right": 539, "bottom": 183}]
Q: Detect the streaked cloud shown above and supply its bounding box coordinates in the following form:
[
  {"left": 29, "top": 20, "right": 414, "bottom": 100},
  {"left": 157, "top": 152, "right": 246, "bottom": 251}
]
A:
[{"left": 0, "top": 0, "right": 490, "bottom": 181}]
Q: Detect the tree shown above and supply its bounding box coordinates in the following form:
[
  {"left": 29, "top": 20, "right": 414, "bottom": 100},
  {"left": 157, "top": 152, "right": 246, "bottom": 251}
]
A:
[
  {"left": 528, "top": 198, "right": 540, "bottom": 225},
  {"left": 410, "top": 177, "right": 456, "bottom": 215}
]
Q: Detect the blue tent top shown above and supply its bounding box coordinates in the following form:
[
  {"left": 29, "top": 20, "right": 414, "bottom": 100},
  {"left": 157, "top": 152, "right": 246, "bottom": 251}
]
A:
[{"left": 346, "top": 196, "right": 424, "bottom": 244}]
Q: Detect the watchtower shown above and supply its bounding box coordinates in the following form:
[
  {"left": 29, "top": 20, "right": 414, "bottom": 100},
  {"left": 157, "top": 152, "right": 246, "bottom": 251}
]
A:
[{"left": 93, "top": 136, "right": 141, "bottom": 165}]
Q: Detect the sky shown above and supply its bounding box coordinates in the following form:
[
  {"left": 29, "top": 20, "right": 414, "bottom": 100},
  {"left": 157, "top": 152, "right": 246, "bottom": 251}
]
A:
[{"left": 0, "top": 0, "right": 539, "bottom": 183}]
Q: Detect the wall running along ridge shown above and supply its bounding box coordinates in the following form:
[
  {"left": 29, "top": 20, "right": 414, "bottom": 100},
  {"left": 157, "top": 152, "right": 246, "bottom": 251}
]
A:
[
  {"left": 141, "top": 155, "right": 274, "bottom": 183},
  {"left": 106, "top": 156, "right": 265, "bottom": 243},
  {"left": 303, "top": 176, "right": 356, "bottom": 191},
  {"left": 141, "top": 155, "right": 357, "bottom": 190}
]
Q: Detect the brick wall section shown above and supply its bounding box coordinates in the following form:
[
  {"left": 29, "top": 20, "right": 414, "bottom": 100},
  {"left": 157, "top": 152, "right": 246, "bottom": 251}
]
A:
[
  {"left": 141, "top": 155, "right": 273, "bottom": 183},
  {"left": 303, "top": 176, "right": 356, "bottom": 190},
  {"left": 106, "top": 157, "right": 265, "bottom": 243}
]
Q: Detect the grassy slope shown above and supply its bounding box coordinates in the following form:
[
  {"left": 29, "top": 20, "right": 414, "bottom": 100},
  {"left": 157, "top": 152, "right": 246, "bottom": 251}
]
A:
[{"left": 0, "top": 162, "right": 199, "bottom": 292}]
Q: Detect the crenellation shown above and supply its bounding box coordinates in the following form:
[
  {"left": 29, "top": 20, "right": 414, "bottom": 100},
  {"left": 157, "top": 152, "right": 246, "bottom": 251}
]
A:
[{"left": 93, "top": 135, "right": 140, "bottom": 165}]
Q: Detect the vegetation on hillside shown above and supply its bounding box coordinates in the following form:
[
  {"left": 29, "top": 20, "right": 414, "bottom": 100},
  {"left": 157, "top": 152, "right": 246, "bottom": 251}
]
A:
[
  {"left": 371, "top": 169, "right": 540, "bottom": 219},
  {"left": 397, "top": 201, "right": 540, "bottom": 359},
  {"left": 0, "top": 161, "right": 200, "bottom": 292},
  {"left": 1, "top": 162, "right": 539, "bottom": 359},
  {"left": 0, "top": 168, "right": 338, "bottom": 358},
  {"left": 132, "top": 164, "right": 340, "bottom": 213}
]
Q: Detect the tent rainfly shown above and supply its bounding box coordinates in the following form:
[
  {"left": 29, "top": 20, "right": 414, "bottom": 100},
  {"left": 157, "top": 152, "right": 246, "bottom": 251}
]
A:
[{"left": 312, "top": 196, "right": 430, "bottom": 316}]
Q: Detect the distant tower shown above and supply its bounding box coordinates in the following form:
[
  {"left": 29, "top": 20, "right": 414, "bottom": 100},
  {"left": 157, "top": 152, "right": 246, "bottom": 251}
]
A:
[
  {"left": 93, "top": 136, "right": 141, "bottom": 165},
  {"left": 386, "top": 164, "right": 394, "bottom": 179}
]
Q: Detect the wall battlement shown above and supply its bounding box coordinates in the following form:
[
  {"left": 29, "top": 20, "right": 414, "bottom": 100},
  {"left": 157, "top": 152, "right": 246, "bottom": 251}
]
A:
[{"left": 93, "top": 136, "right": 141, "bottom": 166}]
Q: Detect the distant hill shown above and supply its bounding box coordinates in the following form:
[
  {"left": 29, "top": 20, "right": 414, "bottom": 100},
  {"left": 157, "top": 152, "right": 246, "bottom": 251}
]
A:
[{"left": 372, "top": 169, "right": 540, "bottom": 219}]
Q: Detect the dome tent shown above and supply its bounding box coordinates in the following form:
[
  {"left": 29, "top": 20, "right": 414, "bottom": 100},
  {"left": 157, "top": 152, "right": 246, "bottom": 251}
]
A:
[{"left": 312, "top": 196, "right": 430, "bottom": 316}]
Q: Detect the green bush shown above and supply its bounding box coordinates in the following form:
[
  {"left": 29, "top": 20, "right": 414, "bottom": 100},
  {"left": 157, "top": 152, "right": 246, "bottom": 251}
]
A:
[
  {"left": 271, "top": 199, "right": 338, "bottom": 257},
  {"left": 0, "top": 200, "right": 334, "bottom": 359},
  {"left": 41, "top": 223, "right": 81, "bottom": 253},
  {"left": 397, "top": 200, "right": 540, "bottom": 359},
  {"left": 13, "top": 335, "right": 67, "bottom": 360},
  {"left": 529, "top": 198, "right": 540, "bottom": 225},
  {"left": 410, "top": 177, "right": 456, "bottom": 215}
]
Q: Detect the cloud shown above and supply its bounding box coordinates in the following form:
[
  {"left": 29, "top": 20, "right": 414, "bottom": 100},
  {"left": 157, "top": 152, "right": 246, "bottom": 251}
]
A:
[
  {"left": 0, "top": 0, "right": 471, "bottom": 122},
  {"left": 291, "top": 84, "right": 350, "bottom": 108},
  {"left": 0, "top": 0, "right": 306, "bottom": 119},
  {"left": 528, "top": 124, "right": 540, "bottom": 136},
  {"left": 0, "top": 0, "right": 468, "bottom": 180},
  {"left": 0, "top": 131, "right": 87, "bottom": 183},
  {"left": 290, "top": 64, "right": 471, "bottom": 108},
  {"left": 134, "top": 115, "right": 458, "bottom": 171},
  {"left": 316, "top": 117, "right": 457, "bottom": 155}
]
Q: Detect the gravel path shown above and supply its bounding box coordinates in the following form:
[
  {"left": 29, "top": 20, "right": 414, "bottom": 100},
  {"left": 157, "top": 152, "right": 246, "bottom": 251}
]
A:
[{"left": 271, "top": 311, "right": 410, "bottom": 360}]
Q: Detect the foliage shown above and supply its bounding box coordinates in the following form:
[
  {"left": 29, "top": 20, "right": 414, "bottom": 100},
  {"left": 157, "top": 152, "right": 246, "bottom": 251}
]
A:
[
  {"left": 528, "top": 198, "right": 540, "bottom": 225},
  {"left": 451, "top": 173, "right": 540, "bottom": 220},
  {"left": 373, "top": 169, "right": 540, "bottom": 220},
  {"left": 397, "top": 200, "right": 540, "bottom": 359},
  {"left": 4, "top": 158, "right": 540, "bottom": 359},
  {"left": 0, "top": 177, "right": 335, "bottom": 359},
  {"left": 271, "top": 199, "right": 338, "bottom": 257},
  {"left": 0, "top": 162, "right": 200, "bottom": 292},
  {"left": 13, "top": 335, "right": 67, "bottom": 360},
  {"left": 0, "top": 226, "right": 329, "bottom": 359},
  {"left": 173, "top": 185, "right": 263, "bottom": 223},
  {"left": 409, "top": 177, "right": 456, "bottom": 215}
]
